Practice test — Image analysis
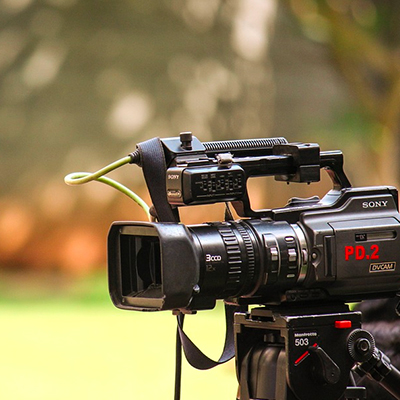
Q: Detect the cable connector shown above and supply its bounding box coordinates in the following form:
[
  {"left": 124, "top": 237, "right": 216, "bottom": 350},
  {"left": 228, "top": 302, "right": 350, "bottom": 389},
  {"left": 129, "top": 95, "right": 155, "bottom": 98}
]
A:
[{"left": 129, "top": 150, "right": 141, "bottom": 165}]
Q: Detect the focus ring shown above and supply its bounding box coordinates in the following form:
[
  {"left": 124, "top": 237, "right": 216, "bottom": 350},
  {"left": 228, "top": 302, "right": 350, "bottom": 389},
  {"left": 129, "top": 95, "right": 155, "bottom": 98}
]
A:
[
  {"left": 218, "top": 225, "right": 242, "bottom": 291},
  {"left": 217, "top": 223, "right": 256, "bottom": 294},
  {"left": 234, "top": 223, "right": 256, "bottom": 286}
]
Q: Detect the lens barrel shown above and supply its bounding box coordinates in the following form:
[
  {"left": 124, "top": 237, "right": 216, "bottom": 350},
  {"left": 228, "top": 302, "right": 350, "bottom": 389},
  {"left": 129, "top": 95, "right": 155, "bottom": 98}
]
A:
[{"left": 108, "top": 219, "right": 308, "bottom": 311}]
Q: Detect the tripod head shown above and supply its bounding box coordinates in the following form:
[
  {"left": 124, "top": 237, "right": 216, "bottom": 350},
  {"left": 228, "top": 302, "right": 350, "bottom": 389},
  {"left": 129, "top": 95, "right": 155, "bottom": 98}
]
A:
[{"left": 235, "top": 304, "right": 400, "bottom": 400}]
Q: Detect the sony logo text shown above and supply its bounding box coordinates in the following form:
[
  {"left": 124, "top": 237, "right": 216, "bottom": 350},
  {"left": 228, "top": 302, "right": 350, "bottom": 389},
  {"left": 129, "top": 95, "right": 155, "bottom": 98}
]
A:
[{"left": 362, "top": 200, "right": 388, "bottom": 209}]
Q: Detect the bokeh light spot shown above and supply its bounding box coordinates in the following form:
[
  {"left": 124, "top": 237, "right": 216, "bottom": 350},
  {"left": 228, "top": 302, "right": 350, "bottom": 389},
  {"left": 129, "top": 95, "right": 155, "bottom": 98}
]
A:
[{"left": 107, "top": 92, "right": 154, "bottom": 138}]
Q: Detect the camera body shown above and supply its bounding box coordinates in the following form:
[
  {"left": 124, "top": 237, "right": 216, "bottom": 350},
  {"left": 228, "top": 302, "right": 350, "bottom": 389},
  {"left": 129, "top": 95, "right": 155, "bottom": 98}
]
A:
[{"left": 108, "top": 135, "right": 400, "bottom": 312}]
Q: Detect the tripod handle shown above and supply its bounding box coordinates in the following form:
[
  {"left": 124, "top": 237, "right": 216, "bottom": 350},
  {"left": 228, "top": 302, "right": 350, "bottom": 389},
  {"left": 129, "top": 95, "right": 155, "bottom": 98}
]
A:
[{"left": 355, "top": 348, "right": 400, "bottom": 399}]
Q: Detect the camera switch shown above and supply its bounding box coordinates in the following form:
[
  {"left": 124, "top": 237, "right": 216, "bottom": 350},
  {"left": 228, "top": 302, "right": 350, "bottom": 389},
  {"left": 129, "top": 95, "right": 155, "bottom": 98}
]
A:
[
  {"left": 334, "top": 320, "right": 352, "bottom": 329},
  {"left": 288, "top": 249, "right": 297, "bottom": 263}
]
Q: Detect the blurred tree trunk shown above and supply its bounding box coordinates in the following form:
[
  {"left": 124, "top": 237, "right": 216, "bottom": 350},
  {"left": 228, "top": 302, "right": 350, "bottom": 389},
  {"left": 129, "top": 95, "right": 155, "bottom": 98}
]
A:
[{"left": 286, "top": 0, "right": 400, "bottom": 187}]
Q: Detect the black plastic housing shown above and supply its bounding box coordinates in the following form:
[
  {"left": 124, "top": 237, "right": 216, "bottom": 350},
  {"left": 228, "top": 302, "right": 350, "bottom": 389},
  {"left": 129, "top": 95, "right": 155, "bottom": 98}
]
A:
[{"left": 108, "top": 186, "right": 400, "bottom": 312}]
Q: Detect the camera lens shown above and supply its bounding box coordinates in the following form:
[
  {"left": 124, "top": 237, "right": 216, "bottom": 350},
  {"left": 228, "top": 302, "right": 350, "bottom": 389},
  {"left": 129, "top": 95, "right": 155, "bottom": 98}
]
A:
[
  {"left": 188, "top": 220, "right": 308, "bottom": 304},
  {"left": 188, "top": 221, "right": 258, "bottom": 300},
  {"left": 136, "top": 237, "right": 161, "bottom": 287},
  {"left": 120, "top": 235, "right": 162, "bottom": 297},
  {"left": 109, "top": 219, "right": 308, "bottom": 310}
]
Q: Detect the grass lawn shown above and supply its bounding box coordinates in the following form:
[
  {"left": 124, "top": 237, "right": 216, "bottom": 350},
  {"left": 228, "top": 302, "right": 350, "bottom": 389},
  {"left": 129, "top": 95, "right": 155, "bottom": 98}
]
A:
[{"left": 0, "top": 272, "right": 238, "bottom": 400}]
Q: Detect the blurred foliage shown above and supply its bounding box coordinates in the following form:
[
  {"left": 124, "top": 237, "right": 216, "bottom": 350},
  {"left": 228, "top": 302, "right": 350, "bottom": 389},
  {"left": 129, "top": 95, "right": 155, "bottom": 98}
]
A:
[
  {"left": 0, "top": 0, "right": 279, "bottom": 271},
  {"left": 286, "top": 0, "right": 400, "bottom": 185},
  {"left": 0, "top": 0, "right": 399, "bottom": 273},
  {"left": 1, "top": 1, "right": 400, "bottom": 400}
]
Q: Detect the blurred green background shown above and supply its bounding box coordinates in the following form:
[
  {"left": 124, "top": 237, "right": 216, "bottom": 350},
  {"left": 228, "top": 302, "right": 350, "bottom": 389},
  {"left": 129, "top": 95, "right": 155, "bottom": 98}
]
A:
[{"left": 1, "top": 0, "right": 400, "bottom": 399}]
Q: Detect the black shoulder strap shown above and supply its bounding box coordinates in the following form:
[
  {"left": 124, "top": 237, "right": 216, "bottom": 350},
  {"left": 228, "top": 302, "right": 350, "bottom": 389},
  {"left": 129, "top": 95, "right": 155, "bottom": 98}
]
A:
[
  {"left": 136, "top": 137, "right": 179, "bottom": 222},
  {"left": 177, "top": 304, "right": 238, "bottom": 370},
  {"left": 138, "top": 138, "right": 237, "bottom": 381}
]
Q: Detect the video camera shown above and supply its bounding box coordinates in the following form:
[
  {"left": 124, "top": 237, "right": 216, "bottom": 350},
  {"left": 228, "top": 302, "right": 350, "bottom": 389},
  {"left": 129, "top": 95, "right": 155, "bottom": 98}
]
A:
[
  {"left": 61, "top": 132, "right": 400, "bottom": 400},
  {"left": 107, "top": 133, "right": 400, "bottom": 313}
]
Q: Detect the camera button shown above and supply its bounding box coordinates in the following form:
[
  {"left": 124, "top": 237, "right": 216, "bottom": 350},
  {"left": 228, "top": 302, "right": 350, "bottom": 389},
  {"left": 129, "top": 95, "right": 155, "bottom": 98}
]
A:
[
  {"left": 335, "top": 320, "right": 352, "bottom": 329},
  {"left": 288, "top": 248, "right": 297, "bottom": 263},
  {"left": 270, "top": 247, "right": 279, "bottom": 262}
]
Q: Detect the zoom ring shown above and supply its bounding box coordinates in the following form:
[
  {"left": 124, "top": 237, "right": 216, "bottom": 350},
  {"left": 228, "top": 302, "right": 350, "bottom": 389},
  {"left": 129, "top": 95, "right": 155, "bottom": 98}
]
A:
[
  {"left": 218, "top": 226, "right": 243, "bottom": 292},
  {"left": 218, "top": 223, "right": 256, "bottom": 294},
  {"left": 235, "top": 223, "right": 256, "bottom": 286}
]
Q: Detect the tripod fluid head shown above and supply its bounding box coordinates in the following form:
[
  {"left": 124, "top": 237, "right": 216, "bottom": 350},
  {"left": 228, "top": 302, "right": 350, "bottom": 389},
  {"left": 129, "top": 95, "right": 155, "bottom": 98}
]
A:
[{"left": 235, "top": 304, "right": 400, "bottom": 400}]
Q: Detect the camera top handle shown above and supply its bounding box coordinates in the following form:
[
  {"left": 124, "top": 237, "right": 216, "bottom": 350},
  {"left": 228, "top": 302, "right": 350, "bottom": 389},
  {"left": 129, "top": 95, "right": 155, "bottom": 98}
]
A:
[
  {"left": 230, "top": 144, "right": 352, "bottom": 218},
  {"left": 132, "top": 133, "right": 352, "bottom": 221}
]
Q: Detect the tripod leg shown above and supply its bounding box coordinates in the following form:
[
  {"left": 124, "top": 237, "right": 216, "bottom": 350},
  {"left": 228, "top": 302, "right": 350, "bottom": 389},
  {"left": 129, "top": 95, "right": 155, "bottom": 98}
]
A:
[
  {"left": 239, "top": 344, "right": 299, "bottom": 400},
  {"left": 238, "top": 345, "right": 281, "bottom": 400}
]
